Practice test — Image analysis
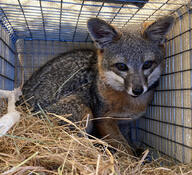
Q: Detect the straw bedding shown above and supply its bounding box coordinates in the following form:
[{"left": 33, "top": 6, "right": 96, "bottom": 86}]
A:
[{"left": 0, "top": 105, "right": 191, "bottom": 175}]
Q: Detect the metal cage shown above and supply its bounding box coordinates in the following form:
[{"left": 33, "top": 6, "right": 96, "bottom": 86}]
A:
[{"left": 0, "top": 0, "right": 191, "bottom": 163}]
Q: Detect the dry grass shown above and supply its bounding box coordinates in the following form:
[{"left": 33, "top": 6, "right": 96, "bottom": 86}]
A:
[{"left": 0, "top": 106, "right": 191, "bottom": 175}]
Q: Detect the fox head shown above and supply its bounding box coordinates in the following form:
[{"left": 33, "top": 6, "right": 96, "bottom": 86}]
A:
[{"left": 87, "top": 16, "right": 174, "bottom": 97}]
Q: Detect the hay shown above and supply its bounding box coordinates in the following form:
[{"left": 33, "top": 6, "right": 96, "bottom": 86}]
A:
[{"left": 0, "top": 105, "right": 191, "bottom": 175}]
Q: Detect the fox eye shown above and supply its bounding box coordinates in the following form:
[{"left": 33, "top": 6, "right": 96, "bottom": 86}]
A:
[
  {"left": 143, "top": 61, "right": 153, "bottom": 69},
  {"left": 115, "top": 63, "right": 128, "bottom": 71}
]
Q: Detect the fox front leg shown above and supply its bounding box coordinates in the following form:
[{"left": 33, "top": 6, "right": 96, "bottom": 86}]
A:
[
  {"left": 95, "top": 118, "right": 134, "bottom": 155},
  {"left": 45, "top": 95, "right": 93, "bottom": 133}
]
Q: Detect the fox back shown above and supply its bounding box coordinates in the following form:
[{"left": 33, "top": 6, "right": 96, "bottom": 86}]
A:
[{"left": 21, "top": 49, "right": 97, "bottom": 112}]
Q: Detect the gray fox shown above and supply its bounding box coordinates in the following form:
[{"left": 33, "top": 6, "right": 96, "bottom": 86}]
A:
[{"left": 20, "top": 16, "right": 174, "bottom": 154}]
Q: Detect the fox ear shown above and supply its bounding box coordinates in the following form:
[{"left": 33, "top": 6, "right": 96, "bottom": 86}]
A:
[
  {"left": 143, "top": 16, "right": 174, "bottom": 44},
  {"left": 87, "top": 18, "right": 121, "bottom": 49}
]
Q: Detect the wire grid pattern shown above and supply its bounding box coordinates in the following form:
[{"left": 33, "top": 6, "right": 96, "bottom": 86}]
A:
[
  {"left": 136, "top": 5, "right": 192, "bottom": 163},
  {"left": 0, "top": 0, "right": 190, "bottom": 42},
  {"left": 0, "top": 24, "right": 15, "bottom": 90}
]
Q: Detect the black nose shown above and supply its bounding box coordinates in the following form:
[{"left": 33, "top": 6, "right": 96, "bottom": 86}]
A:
[{"left": 132, "top": 86, "right": 144, "bottom": 96}]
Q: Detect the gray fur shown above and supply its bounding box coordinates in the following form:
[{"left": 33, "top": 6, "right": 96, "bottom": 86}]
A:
[
  {"left": 21, "top": 49, "right": 97, "bottom": 113},
  {"left": 88, "top": 17, "right": 174, "bottom": 95}
]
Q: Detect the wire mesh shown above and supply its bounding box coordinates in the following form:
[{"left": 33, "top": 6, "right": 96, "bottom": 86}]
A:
[
  {"left": 137, "top": 5, "right": 192, "bottom": 163},
  {"left": 0, "top": 0, "right": 189, "bottom": 42},
  {"left": 0, "top": 24, "right": 15, "bottom": 90}
]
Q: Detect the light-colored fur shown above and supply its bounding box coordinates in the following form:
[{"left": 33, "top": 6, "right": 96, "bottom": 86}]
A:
[
  {"left": 104, "top": 71, "right": 124, "bottom": 91},
  {"left": 148, "top": 65, "right": 162, "bottom": 87}
]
